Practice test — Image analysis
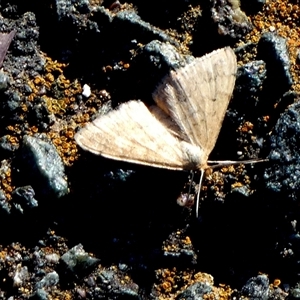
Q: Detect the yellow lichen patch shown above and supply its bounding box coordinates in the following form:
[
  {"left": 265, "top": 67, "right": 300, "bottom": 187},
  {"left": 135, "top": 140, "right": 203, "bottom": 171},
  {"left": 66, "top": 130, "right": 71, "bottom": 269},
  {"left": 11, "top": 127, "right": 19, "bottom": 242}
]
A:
[
  {"left": 239, "top": 121, "right": 254, "bottom": 133},
  {"left": 5, "top": 124, "right": 22, "bottom": 143},
  {"left": 204, "top": 163, "right": 253, "bottom": 198},
  {"left": 206, "top": 170, "right": 225, "bottom": 187},
  {"left": 48, "top": 129, "right": 79, "bottom": 167},
  {"left": 210, "top": 284, "right": 233, "bottom": 300},
  {"left": 194, "top": 272, "right": 214, "bottom": 285},
  {"left": 57, "top": 74, "right": 71, "bottom": 89},
  {"left": 231, "top": 181, "right": 244, "bottom": 189},
  {"left": 182, "top": 236, "right": 192, "bottom": 245},
  {"left": 273, "top": 278, "right": 281, "bottom": 287},
  {"left": 45, "top": 57, "right": 68, "bottom": 74},
  {"left": 0, "top": 160, "right": 14, "bottom": 200},
  {"left": 162, "top": 229, "right": 195, "bottom": 256},
  {"left": 89, "top": 0, "right": 104, "bottom": 6},
  {"left": 155, "top": 269, "right": 233, "bottom": 299},
  {"left": 26, "top": 57, "right": 82, "bottom": 118},
  {"left": 155, "top": 268, "right": 183, "bottom": 294},
  {"left": 0, "top": 250, "right": 7, "bottom": 260},
  {"left": 73, "top": 113, "right": 91, "bottom": 124},
  {"left": 165, "top": 4, "right": 202, "bottom": 55},
  {"left": 20, "top": 55, "right": 107, "bottom": 167},
  {"left": 45, "top": 72, "right": 55, "bottom": 83},
  {"left": 43, "top": 96, "right": 67, "bottom": 115}
]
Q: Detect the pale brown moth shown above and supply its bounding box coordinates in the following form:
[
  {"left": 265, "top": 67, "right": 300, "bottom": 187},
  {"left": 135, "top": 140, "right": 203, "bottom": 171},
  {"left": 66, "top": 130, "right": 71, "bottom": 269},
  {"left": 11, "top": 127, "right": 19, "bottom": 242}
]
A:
[{"left": 75, "top": 47, "right": 258, "bottom": 216}]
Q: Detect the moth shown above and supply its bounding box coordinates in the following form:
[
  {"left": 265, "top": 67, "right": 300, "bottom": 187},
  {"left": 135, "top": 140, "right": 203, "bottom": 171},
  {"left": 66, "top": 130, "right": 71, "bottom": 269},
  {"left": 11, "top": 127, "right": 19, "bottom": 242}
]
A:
[{"left": 75, "top": 47, "right": 243, "bottom": 215}]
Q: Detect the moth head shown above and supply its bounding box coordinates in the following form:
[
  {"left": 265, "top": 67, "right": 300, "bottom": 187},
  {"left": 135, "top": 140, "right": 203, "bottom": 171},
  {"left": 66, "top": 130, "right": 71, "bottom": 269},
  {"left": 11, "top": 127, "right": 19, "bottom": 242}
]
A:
[{"left": 177, "top": 193, "right": 194, "bottom": 207}]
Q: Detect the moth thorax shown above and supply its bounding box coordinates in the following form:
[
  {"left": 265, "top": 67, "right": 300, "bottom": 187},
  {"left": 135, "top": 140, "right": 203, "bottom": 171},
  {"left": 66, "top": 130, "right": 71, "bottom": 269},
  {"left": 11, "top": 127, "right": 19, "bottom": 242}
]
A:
[{"left": 180, "top": 141, "right": 206, "bottom": 170}]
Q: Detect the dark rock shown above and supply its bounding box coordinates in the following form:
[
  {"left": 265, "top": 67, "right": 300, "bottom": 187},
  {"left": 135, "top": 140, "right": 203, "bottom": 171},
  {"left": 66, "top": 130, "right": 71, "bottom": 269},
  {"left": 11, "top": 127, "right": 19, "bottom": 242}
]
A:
[
  {"left": 45, "top": 253, "right": 60, "bottom": 264},
  {"left": 20, "top": 134, "right": 68, "bottom": 198},
  {"left": 176, "top": 282, "right": 213, "bottom": 300},
  {"left": 104, "top": 168, "right": 135, "bottom": 183},
  {"left": 143, "top": 40, "right": 192, "bottom": 70},
  {"left": 0, "top": 71, "right": 10, "bottom": 91},
  {"left": 264, "top": 102, "right": 300, "bottom": 199},
  {"left": 257, "top": 33, "right": 293, "bottom": 96},
  {"left": 211, "top": 0, "right": 252, "bottom": 39},
  {"left": 60, "top": 244, "right": 100, "bottom": 278},
  {"left": 4, "top": 91, "right": 22, "bottom": 112},
  {"left": 12, "top": 185, "right": 38, "bottom": 214},
  {"left": 35, "top": 271, "right": 59, "bottom": 289},
  {"left": 0, "top": 189, "right": 10, "bottom": 214},
  {"left": 2, "top": 12, "right": 45, "bottom": 77},
  {"left": 241, "top": 274, "right": 269, "bottom": 300},
  {"left": 13, "top": 265, "right": 29, "bottom": 287},
  {"left": 28, "top": 100, "right": 51, "bottom": 131},
  {"left": 56, "top": 0, "right": 91, "bottom": 18},
  {"left": 268, "top": 285, "right": 288, "bottom": 300},
  {"left": 235, "top": 60, "right": 266, "bottom": 106},
  {"left": 29, "top": 288, "right": 48, "bottom": 300},
  {"left": 76, "top": 288, "right": 87, "bottom": 298},
  {"left": 133, "top": 40, "right": 193, "bottom": 97},
  {"left": 231, "top": 185, "right": 252, "bottom": 197},
  {"left": 97, "top": 269, "right": 140, "bottom": 299},
  {"left": 113, "top": 10, "right": 179, "bottom": 47},
  {"left": 86, "top": 275, "right": 96, "bottom": 287},
  {"left": 289, "top": 287, "right": 300, "bottom": 299}
]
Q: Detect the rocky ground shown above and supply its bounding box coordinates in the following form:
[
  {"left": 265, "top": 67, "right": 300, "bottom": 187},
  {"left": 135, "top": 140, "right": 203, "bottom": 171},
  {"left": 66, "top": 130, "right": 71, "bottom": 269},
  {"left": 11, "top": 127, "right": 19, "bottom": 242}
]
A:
[{"left": 0, "top": 0, "right": 300, "bottom": 299}]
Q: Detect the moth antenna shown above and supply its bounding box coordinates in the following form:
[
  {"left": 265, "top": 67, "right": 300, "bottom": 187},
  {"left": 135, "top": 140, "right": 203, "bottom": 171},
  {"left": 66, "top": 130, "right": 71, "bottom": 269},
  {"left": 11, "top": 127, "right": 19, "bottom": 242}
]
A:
[
  {"left": 196, "top": 169, "right": 205, "bottom": 218},
  {"left": 208, "top": 158, "right": 268, "bottom": 170}
]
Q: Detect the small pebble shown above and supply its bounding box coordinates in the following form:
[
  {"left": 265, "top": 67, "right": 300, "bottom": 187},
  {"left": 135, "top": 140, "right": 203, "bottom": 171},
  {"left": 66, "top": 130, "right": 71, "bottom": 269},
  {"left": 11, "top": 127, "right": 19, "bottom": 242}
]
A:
[{"left": 82, "top": 84, "right": 91, "bottom": 98}]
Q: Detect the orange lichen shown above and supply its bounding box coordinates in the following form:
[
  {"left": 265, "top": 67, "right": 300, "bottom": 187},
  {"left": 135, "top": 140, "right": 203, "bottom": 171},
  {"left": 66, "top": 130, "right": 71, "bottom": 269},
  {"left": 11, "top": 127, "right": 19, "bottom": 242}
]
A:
[
  {"left": 155, "top": 268, "right": 181, "bottom": 294},
  {"left": 240, "top": 121, "right": 254, "bottom": 133},
  {"left": 103, "top": 65, "right": 113, "bottom": 73},
  {"left": 48, "top": 130, "right": 79, "bottom": 166},
  {"left": 45, "top": 73, "right": 55, "bottom": 83},
  {"left": 273, "top": 278, "right": 281, "bottom": 287},
  {"left": 123, "top": 63, "right": 130, "bottom": 69},
  {"left": 45, "top": 57, "right": 67, "bottom": 74},
  {"left": 16, "top": 54, "right": 108, "bottom": 168},
  {"left": 231, "top": 182, "right": 244, "bottom": 189},
  {"left": 203, "top": 163, "right": 253, "bottom": 199},
  {"left": 182, "top": 236, "right": 192, "bottom": 245},
  {"left": 0, "top": 161, "right": 14, "bottom": 200},
  {"left": 155, "top": 269, "right": 233, "bottom": 299}
]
